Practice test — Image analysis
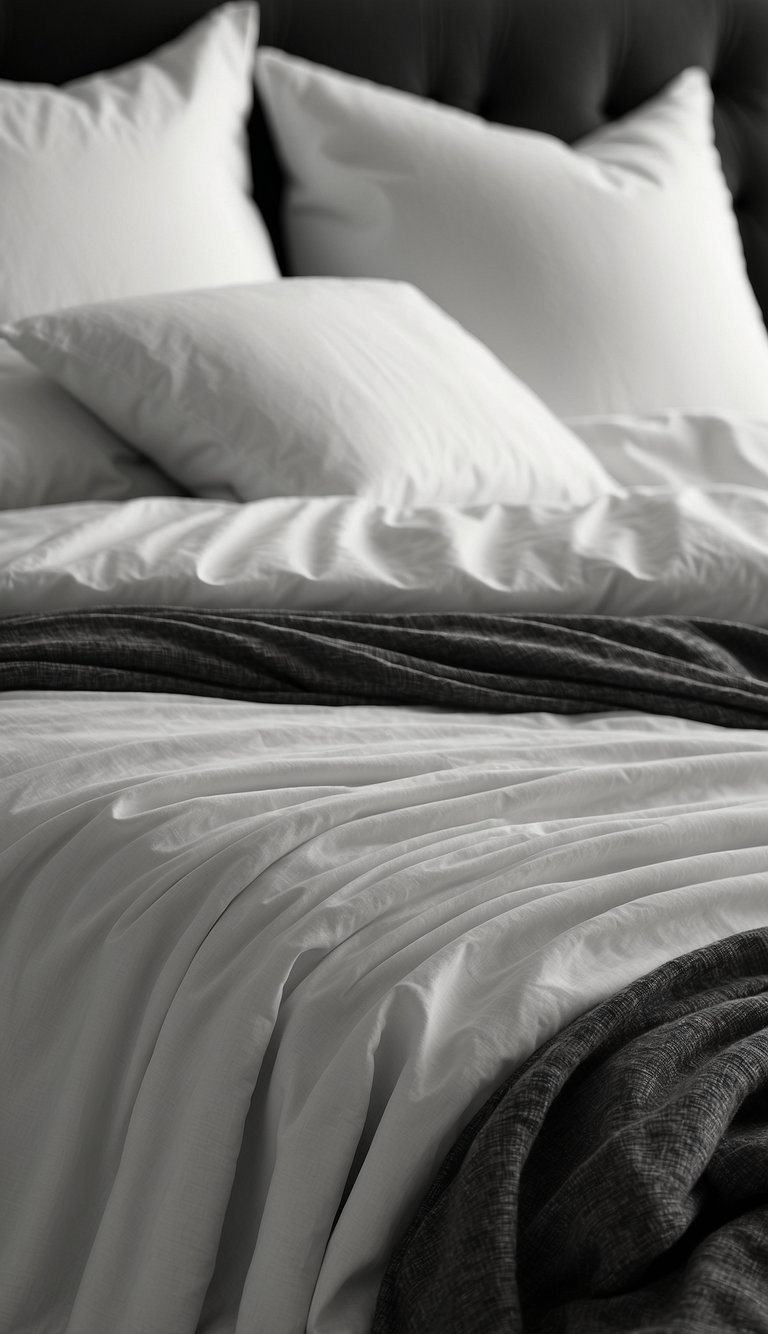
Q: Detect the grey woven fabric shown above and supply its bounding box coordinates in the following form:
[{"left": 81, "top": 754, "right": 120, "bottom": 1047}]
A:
[
  {"left": 373, "top": 928, "right": 768, "bottom": 1334},
  {"left": 1, "top": 607, "right": 768, "bottom": 727}
]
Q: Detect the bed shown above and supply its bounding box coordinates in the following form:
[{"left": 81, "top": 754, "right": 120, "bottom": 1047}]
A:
[{"left": 1, "top": 1, "right": 768, "bottom": 1331}]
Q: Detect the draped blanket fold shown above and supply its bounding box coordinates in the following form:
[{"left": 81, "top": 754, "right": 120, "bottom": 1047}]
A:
[
  {"left": 1, "top": 606, "right": 768, "bottom": 727},
  {"left": 373, "top": 927, "right": 768, "bottom": 1334}
]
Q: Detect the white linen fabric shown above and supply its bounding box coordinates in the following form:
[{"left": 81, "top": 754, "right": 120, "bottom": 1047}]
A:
[
  {"left": 0, "top": 346, "right": 180, "bottom": 508},
  {"left": 3, "top": 454, "right": 768, "bottom": 1331},
  {"left": 0, "top": 2, "right": 277, "bottom": 324},
  {"left": 254, "top": 53, "right": 768, "bottom": 417},
  {"left": 568, "top": 412, "right": 768, "bottom": 491},
  {"left": 1, "top": 487, "right": 767, "bottom": 623},
  {"left": 1, "top": 280, "right": 617, "bottom": 508},
  {"left": 1, "top": 693, "right": 767, "bottom": 1334}
]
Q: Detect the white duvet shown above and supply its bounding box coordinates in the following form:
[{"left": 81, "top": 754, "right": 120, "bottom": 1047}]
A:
[
  {"left": 2, "top": 469, "right": 768, "bottom": 1334},
  {"left": 1, "top": 485, "right": 768, "bottom": 622}
]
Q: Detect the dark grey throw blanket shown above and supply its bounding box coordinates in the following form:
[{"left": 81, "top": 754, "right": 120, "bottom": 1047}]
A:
[
  {"left": 1, "top": 607, "right": 768, "bottom": 727},
  {"left": 373, "top": 928, "right": 768, "bottom": 1334}
]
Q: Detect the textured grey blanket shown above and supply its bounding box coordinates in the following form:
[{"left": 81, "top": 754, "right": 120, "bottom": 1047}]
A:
[
  {"left": 1, "top": 607, "right": 768, "bottom": 727},
  {"left": 373, "top": 927, "right": 768, "bottom": 1333}
]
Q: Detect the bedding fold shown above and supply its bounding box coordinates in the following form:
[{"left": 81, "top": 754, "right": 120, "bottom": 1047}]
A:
[
  {"left": 373, "top": 926, "right": 768, "bottom": 1333},
  {"left": 3, "top": 606, "right": 768, "bottom": 728},
  {"left": 2, "top": 488, "right": 768, "bottom": 624}
]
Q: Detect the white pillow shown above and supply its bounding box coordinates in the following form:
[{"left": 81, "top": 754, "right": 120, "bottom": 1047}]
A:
[
  {"left": 1, "top": 280, "right": 618, "bottom": 509},
  {"left": 0, "top": 2, "right": 278, "bottom": 323},
  {"left": 254, "top": 53, "right": 768, "bottom": 418},
  {"left": 0, "top": 346, "right": 180, "bottom": 509}
]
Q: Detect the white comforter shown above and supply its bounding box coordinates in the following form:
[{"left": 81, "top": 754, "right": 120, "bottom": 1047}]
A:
[
  {"left": 1, "top": 478, "right": 768, "bottom": 1334},
  {"left": 1, "top": 486, "right": 767, "bottom": 620}
]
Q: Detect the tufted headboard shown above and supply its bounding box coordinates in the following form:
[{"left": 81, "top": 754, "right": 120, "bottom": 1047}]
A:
[{"left": 2, "top": 0, "right": 768, "bottom": 316}]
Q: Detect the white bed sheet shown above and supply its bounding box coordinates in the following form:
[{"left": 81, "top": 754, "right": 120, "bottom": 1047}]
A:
[
  {"left": 2, "top": 694, "right": 767, "bottom": 1334},
  {"left": 569, "top": 411, "right": 768, "bottom": 490},
  {"left": 3, "top": 455, "right": 768, "bottom": 1333}
]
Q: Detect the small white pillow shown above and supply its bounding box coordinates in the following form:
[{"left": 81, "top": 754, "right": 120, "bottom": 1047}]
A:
[
  {"left": 255, "top": 53, "right": 768, "bottom": 418},
  {"left": 0, "top": 346, "right": 180, "bottom": 509},
  {"left": 1, "top": 280, "right": 618, "bottom": 509},
  {"left": 0, "top": 2, "right": 278, "bottom": 323}
]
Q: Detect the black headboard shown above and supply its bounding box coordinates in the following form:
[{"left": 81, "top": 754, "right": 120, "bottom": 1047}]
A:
[{"left": 2, "top": 0, "right": 768, "bottom": 314}]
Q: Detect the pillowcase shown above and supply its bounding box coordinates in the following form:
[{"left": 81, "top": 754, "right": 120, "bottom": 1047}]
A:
[
  {"left": 1, "top": 279, "right": 618, "bottom": 509},
  {"left": 254, "top": 53, "right": 768, "bottom": 418},
  {"left": 0, "top": 2, "right": 278, "bottom": 323},
  {"left": 0, "top": 346, "right": 181, "bottom": 509}
]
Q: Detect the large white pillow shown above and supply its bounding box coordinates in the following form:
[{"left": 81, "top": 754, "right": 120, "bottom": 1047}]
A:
[
  {"left": 254, "top": 54, "right": 768, "bottom": 418},
  {"left": 1, "top": 280, "right": 618, "bottom": 509},
  {"left": 0, "top": 2, "right": 278, "bottom": 323},
  {"left": 0, "top": 346, "right": 181, "bottom": 509}
]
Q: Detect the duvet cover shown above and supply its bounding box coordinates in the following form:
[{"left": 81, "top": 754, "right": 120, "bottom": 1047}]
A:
[{"left": 2, "top": 483, "right": 768, "bottom": 1334}]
